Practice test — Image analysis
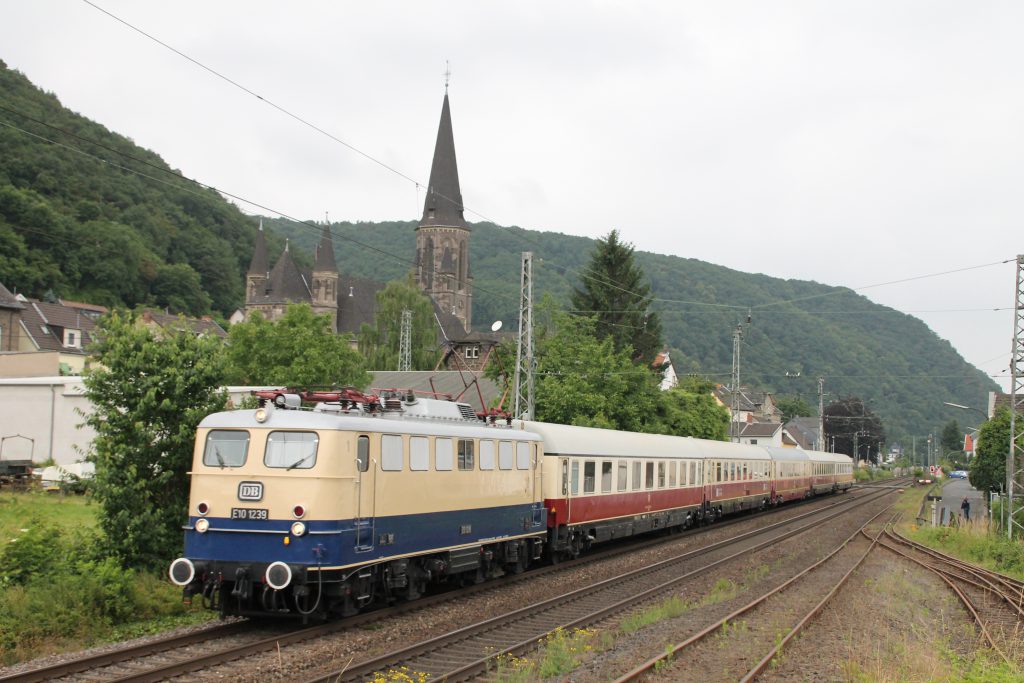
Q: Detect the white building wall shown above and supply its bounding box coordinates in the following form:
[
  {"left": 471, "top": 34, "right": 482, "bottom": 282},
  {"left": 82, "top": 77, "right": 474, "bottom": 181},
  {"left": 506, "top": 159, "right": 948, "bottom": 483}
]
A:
[{"left": 0, "top": 377, "right": 96, "bottom": 467}]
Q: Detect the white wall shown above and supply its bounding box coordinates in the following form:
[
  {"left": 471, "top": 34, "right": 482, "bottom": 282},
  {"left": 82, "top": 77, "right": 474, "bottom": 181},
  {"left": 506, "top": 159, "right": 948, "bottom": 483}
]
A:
[{"left": 0, "top": 377, "right": 95, "bottom": 467}]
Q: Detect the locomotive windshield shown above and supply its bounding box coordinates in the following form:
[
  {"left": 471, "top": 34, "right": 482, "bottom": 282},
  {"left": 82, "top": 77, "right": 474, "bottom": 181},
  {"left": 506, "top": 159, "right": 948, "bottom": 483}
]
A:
[
  {"left": 265, "top": 431, "right": 319, "bottom": 469},
  {"left": 203, "top": 430, "right": 249, "bottom": 468}
]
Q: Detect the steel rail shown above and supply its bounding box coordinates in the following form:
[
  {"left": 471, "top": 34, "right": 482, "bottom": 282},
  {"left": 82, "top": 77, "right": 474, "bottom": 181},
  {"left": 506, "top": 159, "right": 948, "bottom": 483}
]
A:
[
  {"left": 297, "top": 487, "right": 896, "bottom": 683},
  {"left": 612, "top": 507, "right": 896, "bottom": 682},
  {"left": 1, "top": 489, "right": 881, "bottom": 683},
  {"left": 873, "top": 533, "right": 1011, "bottom": 664}
]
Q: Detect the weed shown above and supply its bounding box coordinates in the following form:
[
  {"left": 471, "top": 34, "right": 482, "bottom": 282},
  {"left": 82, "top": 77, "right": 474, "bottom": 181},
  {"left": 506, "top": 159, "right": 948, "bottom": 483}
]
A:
[
  {"left": 369, "top": 666, "right": 431, "bottom": 683},
  {"left": 619, "top": 595, "right": 689, "bottom": 633}
]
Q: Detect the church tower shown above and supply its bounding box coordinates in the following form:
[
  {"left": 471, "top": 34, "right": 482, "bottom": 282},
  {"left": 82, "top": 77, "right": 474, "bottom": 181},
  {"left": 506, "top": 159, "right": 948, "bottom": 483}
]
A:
[
  {"left": 246, "top": 220, "right": 269, "bottom": 304},
  {"left": 416, "top": 90, "right": 473, "bottom": 333},
  {"left": 311, "top": 223, "right": 340, "bottom": 332}
]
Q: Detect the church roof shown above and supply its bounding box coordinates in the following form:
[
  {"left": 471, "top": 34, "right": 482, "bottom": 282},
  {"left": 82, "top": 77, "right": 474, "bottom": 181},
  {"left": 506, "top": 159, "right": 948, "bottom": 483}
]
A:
[
  {"left": 337, "top": 275, "right": 382, "bottom": 335},
  {"left": 258, "top": 244, "right": 310, "bottom": 304},
  {"left": 314, "top": 224, "right": 338, "bottom": 272},
  {"left": 248, "top": 222, "right": 269, "bottom": 275},
  {"left": 419, "top": 93, "right": 467, "bottom": 230}
]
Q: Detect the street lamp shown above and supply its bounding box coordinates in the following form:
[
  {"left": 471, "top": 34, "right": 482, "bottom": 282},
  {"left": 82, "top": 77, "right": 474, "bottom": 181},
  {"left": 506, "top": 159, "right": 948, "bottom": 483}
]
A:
[{"left": 943, "top": 401, "right": 989, "bottom": 420}]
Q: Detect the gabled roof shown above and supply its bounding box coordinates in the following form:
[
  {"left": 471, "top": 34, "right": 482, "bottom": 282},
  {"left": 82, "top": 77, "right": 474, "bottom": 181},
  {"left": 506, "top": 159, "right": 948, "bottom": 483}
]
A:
[
  {"left": 18, "top": 300, "right": 97, "bottom": 354},
  {"left": 368, "top": 370, "right": 501, "bottom": 412},
  {"left": 0, "top": 282, "right": 25, "bottom": 310},
  {"left": 418, "top": 92, "right": 467, "bottom": 230},
  {"left": 139, "top": 309, "right": 228, "bottom": 338},
  {"left": 739, "top": 422, "right": 783, "bottom": 438}
]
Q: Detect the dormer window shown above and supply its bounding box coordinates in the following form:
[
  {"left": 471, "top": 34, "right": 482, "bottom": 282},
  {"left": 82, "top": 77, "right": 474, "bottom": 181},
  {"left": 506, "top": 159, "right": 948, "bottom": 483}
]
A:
[
  {"left": 64, "top": 329, "right": 80, "bottom": 348},
  {"left": 465, "top": 345, "right": 480, "bottom": 359}
]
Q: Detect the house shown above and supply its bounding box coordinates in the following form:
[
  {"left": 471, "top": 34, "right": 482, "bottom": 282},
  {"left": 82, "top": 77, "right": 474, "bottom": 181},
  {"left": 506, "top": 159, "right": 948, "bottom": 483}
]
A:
[
  {"left": 652, "top": 348, "right": 678, "bottom": 391},
  {"left": 138, "top": 308, "right": 228, "bottom": 339},
  {"left": 784, "top": 416, "right": 822, "bottom": 451},
  {"left": 736, "top": 422, "right": 784, "bottom": 447},
  {"left": 712, "top": 385, "right": 782, "bottom": 424},
  {"left": 0, "top": 290, "right": 105, "bottom": 377}
]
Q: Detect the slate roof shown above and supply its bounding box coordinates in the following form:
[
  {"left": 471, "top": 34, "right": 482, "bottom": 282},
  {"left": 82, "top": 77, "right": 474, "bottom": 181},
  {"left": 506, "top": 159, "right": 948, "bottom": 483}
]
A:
[
  {"left": 0, "top": 282, "right": 25, "bottom": 310},
  {"left": 337, "top": 275, "right": 383, "bottom": 335},
  {"left": 140, "top": 309, "right": 228, "bottom": 338},
  {"left": 314, "top": 224, "right": 337, "bottom": 272},
  {"left": 248, "top": 223, "right": 269, "bottom": 275},
  {"left": 19, "top": 301, "right": 99, "bottom": 354},
  {"left": 419, "top": 93, "right": 467, "bottom": 230},
  {"left": 785, "top": 417, "right": 821, "bottom": 450},
  {"left": 738, "top": 422, "right": 783, "bottom": 438}
]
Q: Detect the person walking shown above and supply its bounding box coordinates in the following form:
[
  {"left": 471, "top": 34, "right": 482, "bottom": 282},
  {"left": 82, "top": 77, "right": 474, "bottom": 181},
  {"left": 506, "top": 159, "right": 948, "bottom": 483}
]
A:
[{"left": 961, "top": 496, "right": 970, "bottom": 521}]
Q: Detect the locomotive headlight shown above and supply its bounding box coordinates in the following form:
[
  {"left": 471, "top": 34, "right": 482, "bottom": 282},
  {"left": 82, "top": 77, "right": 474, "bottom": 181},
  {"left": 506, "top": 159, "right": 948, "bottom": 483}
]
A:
[
  {"left": 195, "top": 518, "right": 210, "bottom": 533},
  {"left": 290, "top": 521, "right": 307, "bottom": 537},
  {"left": 254, "top": 407, "right": 268, "bottom": 423}
]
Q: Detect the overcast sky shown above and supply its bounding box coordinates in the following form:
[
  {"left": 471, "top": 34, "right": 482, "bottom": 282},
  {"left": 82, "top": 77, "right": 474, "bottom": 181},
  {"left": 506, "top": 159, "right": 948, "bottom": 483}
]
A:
[{"left": 1, "top": 1, "right": 1020, "bottom": 394}]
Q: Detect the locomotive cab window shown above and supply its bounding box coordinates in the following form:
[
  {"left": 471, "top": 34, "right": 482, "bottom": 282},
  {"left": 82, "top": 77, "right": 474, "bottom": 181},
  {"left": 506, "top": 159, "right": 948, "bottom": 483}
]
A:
[
  {"left": 357, "top": 435, "right": 369, "bottom": 472},
  {"left": 265, "top": 431, "right": 318, "bottom": 469},
  {"left": 203, "top": 430, "right": 249, "bottom": 468}
]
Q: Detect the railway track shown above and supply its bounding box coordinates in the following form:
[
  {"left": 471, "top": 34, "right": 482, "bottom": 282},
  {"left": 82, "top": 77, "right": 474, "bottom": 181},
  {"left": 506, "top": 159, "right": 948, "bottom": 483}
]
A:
[
  {"left": 875, "top": 528, "right": 1024, "bottom": 665},
  {"left": 0, "top": 488, "right": 880, "bottom": 683},
  {"left": 612, "top": 508, "right": 897, "bottom": 681},
  {"left": 295, "top": 486, "right": 896, "bottom": 683}
]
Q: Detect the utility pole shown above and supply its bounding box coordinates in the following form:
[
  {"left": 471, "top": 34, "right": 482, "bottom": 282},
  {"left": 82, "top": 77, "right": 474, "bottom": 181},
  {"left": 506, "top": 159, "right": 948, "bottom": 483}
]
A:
[
  {"left": 1008, "top": 254, "right": 1023, "bottom": 539},
  {"left": 730, "top": 323, "right": 743, "bottom": 442},
  {"left": 817, "top": 377, "right": 825, "bottom": 451},
  {"left": 513, "top": 252, "right": 534, "bottom": 420},
  {"left": 398, "top": 309, "right": 412, "bottom": 372}
]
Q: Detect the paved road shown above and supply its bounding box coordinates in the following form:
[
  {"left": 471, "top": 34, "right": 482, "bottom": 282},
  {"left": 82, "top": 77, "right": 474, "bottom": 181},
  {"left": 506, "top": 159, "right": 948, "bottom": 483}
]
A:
[{"left": 937, "top": 477, "right": 985, "bottom": 525}]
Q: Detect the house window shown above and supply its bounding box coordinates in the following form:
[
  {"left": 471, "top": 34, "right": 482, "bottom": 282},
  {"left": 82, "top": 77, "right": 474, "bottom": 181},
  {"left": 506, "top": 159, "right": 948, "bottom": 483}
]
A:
[
  {"left": 65, "top": 330, "right": 78, "bottom": 347},
  {"left": 464, "top": 345, "right": 480, "bottom": 359},
  {"left": 749, "top": 439, "right": 758, "bottom": 445}
]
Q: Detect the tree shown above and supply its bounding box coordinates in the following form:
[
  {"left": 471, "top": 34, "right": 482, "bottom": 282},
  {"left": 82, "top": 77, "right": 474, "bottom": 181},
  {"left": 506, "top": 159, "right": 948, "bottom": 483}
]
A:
[
  {"left": 570, "top": 230, "right": 662, "bottom": 363},
  {"left": 224, "top": 304, "right": 371, "bottom": 387},
  {"left": 823, "top": 397, "right": 885, "bottom": 463},
  {"left": 358, "top": 275, "right": 439, "bottom": 370},
  {"left": 969, "top": 408, "right": 1021, "bottom": 493},
  {"left": 534, "top": 311, "right": 663, "bottom": 432},
  {"left": 940, "top": 419, "right": 963, "bottom": 455},
  {"left": 82, "top": 310, "right": 226, "bottom": 569},
  {"left": 654, "top": 377, "right": 730, "bottom": 440},
  {"left": 777, "top": 396, "right": 814, "bottom": 425}
]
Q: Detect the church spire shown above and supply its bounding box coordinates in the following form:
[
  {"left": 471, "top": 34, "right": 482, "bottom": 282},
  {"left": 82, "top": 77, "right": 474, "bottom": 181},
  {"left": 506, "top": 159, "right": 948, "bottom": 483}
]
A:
[
  {"left": 247, "top": 219, "right": 269, "bottom": 275},
  {"left": 419, "top": 91, "right": 466, "bottom": 229},
  {"left": 314, "top": 223, "right": 337, "bottom": 272}
]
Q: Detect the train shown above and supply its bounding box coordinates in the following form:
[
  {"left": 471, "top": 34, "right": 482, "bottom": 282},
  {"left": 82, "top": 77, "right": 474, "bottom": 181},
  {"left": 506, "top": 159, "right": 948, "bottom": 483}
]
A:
[{"left": 168, "top": 389, "right": 854, "bottom": 619}]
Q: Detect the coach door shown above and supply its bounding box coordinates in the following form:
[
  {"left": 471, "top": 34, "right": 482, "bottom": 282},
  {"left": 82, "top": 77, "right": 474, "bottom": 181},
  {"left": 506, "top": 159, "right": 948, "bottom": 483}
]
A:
[{"left": 354, "top": 434, "right": 376, "bottom": 551}]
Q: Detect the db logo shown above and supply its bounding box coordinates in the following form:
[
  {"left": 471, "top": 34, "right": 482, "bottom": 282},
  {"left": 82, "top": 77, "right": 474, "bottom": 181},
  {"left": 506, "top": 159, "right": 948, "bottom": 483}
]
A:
[{"left": 238, "top": 481, "right": 264, "bottom": 501}]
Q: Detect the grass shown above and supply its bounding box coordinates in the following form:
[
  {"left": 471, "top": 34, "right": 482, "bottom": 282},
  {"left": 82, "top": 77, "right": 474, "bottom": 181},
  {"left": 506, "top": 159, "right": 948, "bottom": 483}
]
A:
[
  {"left": 492, "top": 627, "right": 596, "bottom": 682},
  {"left": 0, "top": 491, "right": 213, "bottom": 666},
  {"left": 0, "top": 490, "right": 97, "bottom": 540}
]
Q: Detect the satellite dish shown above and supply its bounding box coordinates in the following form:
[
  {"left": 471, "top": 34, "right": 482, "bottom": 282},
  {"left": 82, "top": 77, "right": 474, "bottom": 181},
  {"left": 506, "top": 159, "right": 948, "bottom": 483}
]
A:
[{"left": 491, "top": 320, "right": 503, "bottom": 332}]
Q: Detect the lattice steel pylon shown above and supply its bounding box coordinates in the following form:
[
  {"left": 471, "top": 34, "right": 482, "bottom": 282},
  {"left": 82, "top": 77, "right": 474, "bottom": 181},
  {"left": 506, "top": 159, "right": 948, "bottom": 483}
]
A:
[
  {"left": 398, "top": 309, "right": 412, "bottom": 372},
  {"left": 1008, "top": 254, "right": 1024, "bottom": 539},
  {"left": 513, "top": 252, "right": 534, "bottom": 420},
  {"left": 730, "top": 323, "right": 743, "bottom": 442}
]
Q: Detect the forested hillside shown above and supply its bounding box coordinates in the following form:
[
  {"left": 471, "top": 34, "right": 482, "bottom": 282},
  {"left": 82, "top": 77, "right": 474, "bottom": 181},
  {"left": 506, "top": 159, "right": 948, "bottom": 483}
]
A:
[
  {"left": 270, "top": 217, "right": 999, "bottom": 441},
  {"left": 0, "top": 59, "right": 997, "bottom": 442}
]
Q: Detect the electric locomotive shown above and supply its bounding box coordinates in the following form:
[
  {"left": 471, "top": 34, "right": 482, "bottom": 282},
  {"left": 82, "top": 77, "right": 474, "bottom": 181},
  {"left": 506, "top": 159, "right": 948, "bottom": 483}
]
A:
[{"left": 169, "top": 389, "right": 546, "bottom": 618}]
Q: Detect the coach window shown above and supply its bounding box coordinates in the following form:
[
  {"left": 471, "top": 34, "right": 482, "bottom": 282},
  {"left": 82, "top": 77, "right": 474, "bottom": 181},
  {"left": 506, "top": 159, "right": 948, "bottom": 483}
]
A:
[
  {"left": 357, "top": 435, "right": 369, "bottom": 472},
  {"left": 265, "top": 431, "right": 319, "bottom": 469},
  {"left": 617, "top": 461, "right": 628, "bottom": 491},
  {"left": 499, "top": 441, "right": 514, "bottom": 470},
  {"left": 584, "top": 461, "right": 596, "bottom": 493},
  {"left": 410, "top": 436, "right": 429, "bottom": 471},
  {"left": 645, "top": 462, "right": 654, "bottom": 490},
  {"left": 669, "top": 461, "right": 677, "bottom": 487},
  {"left": 516, "top": 442, "right": 531, "bottom": 470},
  {"left": 632, "top": 461, "right": 642, "bottom": 491},
  {"left": 380, "top": 434, "right": 403, "bottom": 471},
  {"left": 601, "top": 461, "right": 612, "bottom": 492},
  {"left": 479, "top": 440, "right": 495, "bottom": 470},
  {"left": 571, "top": 460, "right": 580, "bottom": 494},
  {"left": 435, "top": 437, "right": 453, "bottom": 471},
  {"left": 203, "top": 430, "right": 249, "bottom": 468},
  {"left": 742, "top": 463, "right": 748, "bottom": 480},
  {"left": 657, "top": 462, "right": 666, "bottom": 488}
]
